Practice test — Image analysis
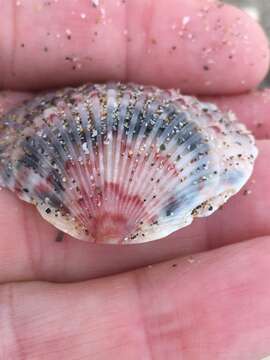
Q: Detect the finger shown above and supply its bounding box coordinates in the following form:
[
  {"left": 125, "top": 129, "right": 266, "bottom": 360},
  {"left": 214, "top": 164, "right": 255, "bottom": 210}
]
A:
[
  {"left": 0, "top": 139, "right": 269, "bottom": 283},
  {"left": 1, "top": 237, "right": 270, "bottom": 359},
  {"left": 202, "top": 89, "right": 270, "bottom": 139},
  {"left": 0, "top": 0, "right": 269, "bottom": 94}
]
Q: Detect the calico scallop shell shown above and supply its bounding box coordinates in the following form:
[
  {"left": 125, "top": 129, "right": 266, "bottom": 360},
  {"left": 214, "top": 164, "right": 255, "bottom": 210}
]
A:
[{"left": 0, "top": 83, "right": 257, "bottom": 244}]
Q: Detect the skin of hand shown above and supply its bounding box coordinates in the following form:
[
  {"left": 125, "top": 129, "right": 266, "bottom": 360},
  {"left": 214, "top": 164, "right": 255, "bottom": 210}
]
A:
[{"left": 0, "top": 0, "right": 270, "bottom": 359}]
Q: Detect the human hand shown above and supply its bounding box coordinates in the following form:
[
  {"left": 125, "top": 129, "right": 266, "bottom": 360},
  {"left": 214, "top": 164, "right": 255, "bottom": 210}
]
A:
[{"left": 1, "top": 1, "right": 270, "bottom": 359}]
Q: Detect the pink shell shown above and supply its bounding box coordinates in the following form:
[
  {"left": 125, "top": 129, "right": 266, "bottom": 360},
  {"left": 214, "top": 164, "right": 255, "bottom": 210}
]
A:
[{"left": 0, "top": 83, "right": 257, "bottom": 244}]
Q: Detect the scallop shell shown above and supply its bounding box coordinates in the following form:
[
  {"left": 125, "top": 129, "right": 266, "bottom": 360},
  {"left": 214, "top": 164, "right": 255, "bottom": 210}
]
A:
[{"left": 0, "top": 83, "right": 257, "bottom": 244}]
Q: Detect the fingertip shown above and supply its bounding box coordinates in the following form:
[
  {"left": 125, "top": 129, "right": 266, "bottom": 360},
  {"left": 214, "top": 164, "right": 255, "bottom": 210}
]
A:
[
  {"left": 226, "top": 5, "right": 270, "bottom": 93},
  {"left": 128, "top": 0, "right": 270, "bottom": 94}
]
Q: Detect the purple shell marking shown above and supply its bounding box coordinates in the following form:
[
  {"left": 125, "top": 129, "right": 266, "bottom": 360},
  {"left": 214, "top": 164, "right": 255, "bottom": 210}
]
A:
[{"left": 0, "top": 83, "right": 257, "bottom": 244}]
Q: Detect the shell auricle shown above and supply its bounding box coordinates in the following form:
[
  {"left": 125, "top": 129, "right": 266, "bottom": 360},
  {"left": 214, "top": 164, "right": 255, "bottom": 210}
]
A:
[{"left": 0, "top": 83, "right": 257, "bottom": 244}]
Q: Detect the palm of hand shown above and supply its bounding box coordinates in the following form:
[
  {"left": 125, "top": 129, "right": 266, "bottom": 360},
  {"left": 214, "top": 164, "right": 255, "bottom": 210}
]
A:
[{"left": 0, "top": 1, "right": 270, "bottom": 359}]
